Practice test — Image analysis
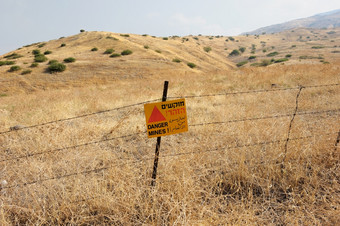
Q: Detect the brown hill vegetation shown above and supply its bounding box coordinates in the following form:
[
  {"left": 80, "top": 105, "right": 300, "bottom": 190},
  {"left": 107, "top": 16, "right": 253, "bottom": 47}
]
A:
[{"left": 0, "top": 28, "right": 339, "bottom": 224}]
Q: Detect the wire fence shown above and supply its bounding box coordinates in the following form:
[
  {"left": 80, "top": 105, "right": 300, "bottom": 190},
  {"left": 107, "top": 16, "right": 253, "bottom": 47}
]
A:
[{"left": 0, "top": 82, "right": 339, "bottom": 197}]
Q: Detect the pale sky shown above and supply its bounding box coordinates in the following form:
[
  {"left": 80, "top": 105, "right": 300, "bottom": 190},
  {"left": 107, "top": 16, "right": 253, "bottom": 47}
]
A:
[{"left": 1, "top": 0, "right": 340, "bottom": 55}]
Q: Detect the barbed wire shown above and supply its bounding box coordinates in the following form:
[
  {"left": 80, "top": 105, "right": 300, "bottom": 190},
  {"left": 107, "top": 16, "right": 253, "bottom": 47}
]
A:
[
  {"left": 3, "top": 131, "right": 337, "bottom": 190},
  {"left": 1, "top": 108, "right": 338, "bottom": 162},
  {"left": 1, "top": 83, "right": 338, "bottom": 136}
]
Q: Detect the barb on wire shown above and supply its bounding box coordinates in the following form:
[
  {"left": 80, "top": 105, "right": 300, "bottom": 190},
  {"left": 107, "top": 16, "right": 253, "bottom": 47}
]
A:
[{"left": 0, "top": 99, "right": 159, "bottom": 135}]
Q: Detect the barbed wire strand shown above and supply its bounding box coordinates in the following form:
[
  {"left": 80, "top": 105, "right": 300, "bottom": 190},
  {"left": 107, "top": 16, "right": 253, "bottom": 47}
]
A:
[
  {"left": 3, "top": 131, "right": 337, "bottom": 190},
  {"left": 1, "top": 108, "right": 338, "bottom": 162},
  {"left": 1, "top": 83, "right": 338, "bottom": 136}
]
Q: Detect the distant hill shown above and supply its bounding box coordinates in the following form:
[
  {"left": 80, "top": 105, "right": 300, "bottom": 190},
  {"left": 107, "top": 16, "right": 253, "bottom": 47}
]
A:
[{"left": 244, "top": 9, "right": 340, "bottom": 35}]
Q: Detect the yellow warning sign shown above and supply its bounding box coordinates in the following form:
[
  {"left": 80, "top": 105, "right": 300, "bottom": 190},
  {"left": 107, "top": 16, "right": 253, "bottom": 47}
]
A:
[{"left": 144, "top": 98, "right": 188, "bottom": 138}]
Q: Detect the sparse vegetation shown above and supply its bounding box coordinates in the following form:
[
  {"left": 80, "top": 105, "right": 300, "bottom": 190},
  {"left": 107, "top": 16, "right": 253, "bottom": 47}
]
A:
[
  {"left": 30, "top": 62, "right": 39, "bottom": 68},
  {"left": 312, "top": 46, "right": 325, "bottom": 49},
  {"left": 21, "top": 69, "right": 32, "bottom": 75},
  {"left": 162, "top": 37, "right": 168, "bottom": 40},
  {"left": 273, "top": 58, "right": 289, "bottom": 63},
  {"left": 155, "top": 50, "right": 162, "bottom": 54},
  {"left": 236, "top": 60, "right": 248, "bottom": 67},
  {"left": 80, "top": 29, "right": 85, "bottom": 32},
  {"left": 248, "top": 56, "right": 256, "bottom": 60},
  {"left": 34, "top": 54, "right": 48, "bottom": 63},
  {"left": 4, "top": 53, "right": 23, "bottom": 59},
  {"left": 285, "top": 54, "right": 292, "bottom": 58},
  {"left": 91, "top": 47, "right": 98, "bottom": 51},
  {"left": 106, "top": 36, "right": 119, "bottom": 40},
  {"left": 110, "top": 53, "right": 121, "bottom": 58},
  {"left": 228, "top": 36, "right": 235, "bottom": 41},
  {"left": 38, "top": 43, "right": 46, "bottom": 48},
  {"left": 0, "top": 61, "right": 15, "bottom": 66},
  {"left": 32, "top": 49, "right": 41, "bottom": 55},
  {"left": 203, "top": 46, "right": 212, "bottom": 53},
  {"left": 60, "top": 43, "right": 66, "bottom": 47},
  {"left": 172, "top": 58, "right": 181, "bottom": 63},
  {"left": 47, "top": 62, "right": 66, "bottom": 73},
  {"left": 229, "top": 49, "right": 240, "bottom": 56},
  {"left": 48, "top": 60, "right": 58, "bottom": 65},
  {"left": 121, "top": 49, "right": 133, "bottom": 56},
  {"left": 44, "top": 50, "right": 52, "bottom": 55},
  {"left": 144, "top": 45, "right": 149, "bottom": 49},
  {"left": 266, "top": 51, "right": 279, "bottom": 57},
  {"left": 64, "top": 57, "right": 76, "bottom": 63},
  {"left": 120, "top": 34, "right": 130, "bottom": 37},
  {"left": 239, "top": 47, "right": 246, "bottom": 53},
  {"left": 8, "top": 65, "right": 21, "bottom": 72},
  {"left": 187, "top": 62, "right": 196, "bottom": 68},
  {"left": 104, "top": 49, "right": 115, "bottom": 54}
]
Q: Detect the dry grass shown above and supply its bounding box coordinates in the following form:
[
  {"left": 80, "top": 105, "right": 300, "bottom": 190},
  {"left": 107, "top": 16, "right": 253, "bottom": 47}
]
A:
[{"left": 0, "top": 28, "right": 339, "bottom": 225}]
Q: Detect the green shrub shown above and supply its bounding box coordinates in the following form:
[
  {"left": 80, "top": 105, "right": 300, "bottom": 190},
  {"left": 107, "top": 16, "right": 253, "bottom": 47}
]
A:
[
  {"left": 155, "top": 50, "right": 162, "bottom": 53},
  {"left": 104, "top": 49, "right": 114, "bottom": 54},
  {"left": 229, "top": 49, "right": 240, "bottom": 56},
  {"left": 30, "top": 63, "right": 39, "bottom": 68},
  {"left": 34, "top": 54, "right": 48, "bottom": 62},
  {"left": 248, "top": 56, "right": 257, "bottom": 60},
  {"left": 44, "top": 50, "right": 52, "bottom": 55},
  {"left": 4, "top": 53, "right": 23, "bottom": 59},
  {"left": 163, "top": 37, "right": 168, "bottom": 40},
  {"left": 274, "top": 58, "right": 289, "bottom": 63},
  {"left": 172, "top": 58, "right": 181, "bottom": 63},
  {"left": 228, "top": 36, "right": 235, "bottom": 41},
  {"left": 144, "top": 45, "right": 149, "bottom": 49},
  {"left": 121, "top": 49, "right": 133, "bottom": 55},
  {"left": 236, "top": 61, "right": 248, "bottom": 67},
  {"left": 110, "top": 53, "right": 121, "bottom": 58},
  {"left": 312, "top": 46, "right": 324, "bottom": 49},
  {"left": 47, "top": 62, "right": 66, "bottom": 73},
  {"left": 60, "top": 43, "right": 66, "bottom": 47},
  {"left": 285, "top": 54, "right": 292, "bottom": 58},
  {"left": 8, "top": 65, "right": 21, "bottom": 72},
  {"left": 32, "top": 49, "right": 41, "bottom": 55},
  {"left": 91, "top": 47, "right": 98, "bottom": 51},
  {"left": 106, "top": 36, "right": 119, "bottom": 40},
  {"left": 203, "top": 46, "right": 212, "bottom": 52},
  {"left": 187, "top": 62, "right": 196, "bottom": 68},
  {"left": 291, "top": 45, "right": 296, "bottom": 48},
  {"left": 63, "top": 57, "right": 76, "bottom": 63},
  {"left": 38, "top": 43, "right": 46, "bottom": 48},
  {"left": 142, "top": 34, "right": 148, "bottom": 36},
  {"left": 266, "top": 52, "right": 279, "bottom": 57},
  {"left": 80, "top": 29, "right": 85, "bottom": 32},
  {"left": 260, "top": 59, "right": 272, "bottom": 66},
  {"left": 48, "top": 60, "right": 58, "bottom": 65},
  {"left": 21, "top": 69, "right": 32, "bottom": 75},
  {"left": 262, "top": 49, "right": 267, "bottom": 53},
  {"left": 0, "top": 61, "right": 15, "bottom": 66},
  {"left": 120, "top": 34, "right": 130, "bottom": 37},
  {"left": 239, "top": 47, "right": 246, "bottom": 53}
]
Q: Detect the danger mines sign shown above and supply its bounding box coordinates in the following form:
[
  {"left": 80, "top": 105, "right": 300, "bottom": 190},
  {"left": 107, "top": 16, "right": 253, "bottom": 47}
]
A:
[{"left": 144, "top": 99, "right": 188, "bottom": 138}]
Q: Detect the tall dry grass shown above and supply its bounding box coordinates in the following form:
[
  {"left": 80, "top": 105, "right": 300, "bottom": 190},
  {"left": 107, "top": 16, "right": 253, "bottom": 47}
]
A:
[{"left": 0, "top": 62, "right": 339, "bottom": 225}]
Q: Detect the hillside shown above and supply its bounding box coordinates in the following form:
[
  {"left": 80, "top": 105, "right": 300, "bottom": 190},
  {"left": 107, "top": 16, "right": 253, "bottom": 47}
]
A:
[
  {"left": 1, "top": 28, "right": 340, "bottom": 95},
  {"left": 0, "top": 29, "right": 340, "bottom": 225},
  {"left": 245, "top": 9, "right": 340, "bottom": 35}
]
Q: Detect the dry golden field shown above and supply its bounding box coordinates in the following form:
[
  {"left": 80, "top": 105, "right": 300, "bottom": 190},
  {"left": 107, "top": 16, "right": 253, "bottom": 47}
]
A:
[{"left": 0, "top": 28, "right": 339, "bottom": 225}]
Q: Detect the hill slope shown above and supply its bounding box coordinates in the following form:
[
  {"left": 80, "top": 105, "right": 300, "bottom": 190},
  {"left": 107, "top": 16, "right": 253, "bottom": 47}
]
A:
[{"left": 244, "top": 9, "right": 340, "bottom": 35}]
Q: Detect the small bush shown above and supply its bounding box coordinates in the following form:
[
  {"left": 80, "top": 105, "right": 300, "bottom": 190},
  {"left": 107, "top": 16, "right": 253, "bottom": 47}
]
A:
[
  {"left": 32, "top": 49, "right": 41, "bottom": 55},
  {"left": 239, "top": 47, "right": 246, "bottom": 53},
  {"left": 144, "top": 45, "right": 149, "bottom": 49},
  {"left": 312, "top": 46, "right": 324, "bottom": 49},
  {"left": 285, "top": 54, "right": 292, "bottom": 58},
  {"left": 163, "top": 37, "right": 168, "bottom": 40},
  {"left": 248, "top": 56, "right": 256, "bottom": 60},
  {"left": 21, "top": 69, "right": 32, "bottom": 75},
  {"left": 91, "top": 47, "right": 98, "bottom": 51},
  {"left": 274, "top": 58, "right": 289, "bottom": 63},
  {"left": 4, "top": 53, "right": 23, "bottom": 59},
  {"left": 266, "top": 52, "right": 279, "bottom": 57},
  {"left": 110, "top": 53, "right": 121, "bottom": 58},
  {"left": 291, "top": 45, "right": 296, "bottom": 48},
  {"left": 8, "top": 65, "right": 21, "bottom": 72},
  {"left": 228, "top": 36, "right": 235, "bottom": 41},
  {"left": 63, "top": 57, "right": 76, "bottom": 63},
  {"left": 0, "top": 61, "right": 15, "bottom": 66},
  {"left": 60, "top": 43, "right": 66, "bottom": 47},
  {"left": 106, "top": 36, "right": 119, "bottom": 40},
  {"left": 187, "top": 62, "right": 196, "bottom": 68},
  {"left": 155, "top": 50, "right": 162, "bottom": 54},
  {"left": 30, "top": 63, "right": 39, "bottom": 68},
  {"left": 229, "top": 49, "right": 240, "bottom": 56},
  {"left": 172, "top": 58, "right": 181, "bottom": 63},
  {"left": 204, "top": 47, "right": 212, "bottom": 53},
  {"left": 121, "top": 49, "right": 133, "bottom": 55},
  {"left": 48, "top": 62, "right": 66, "bottom": 73},
  {"left": 48, "top": 60, "right": 58, "bottom": 65},
  {"left": 44, "top": 50, "right": 52, "bottom": 55},
  {"left": 80, "top": 29, "right": 85, "bottom": 32},
  {"left": 120, "top": 34, "right": 130, "bottom": 37},
  {"left": 260, "top": 59, "right": 272, "bottom": 66},
  {"left": 236, "top": 61, "right": 248, "bottom": 67},
  {"left": 104, "top": 49, "right": 114, "bottom": 54},
  {"left": 34, "top": 54, "right": 48, "bottom": 63},
  {"left": 38, "top": 43, "right": 46, "bottom": 48}
]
